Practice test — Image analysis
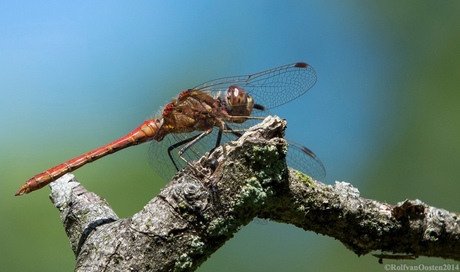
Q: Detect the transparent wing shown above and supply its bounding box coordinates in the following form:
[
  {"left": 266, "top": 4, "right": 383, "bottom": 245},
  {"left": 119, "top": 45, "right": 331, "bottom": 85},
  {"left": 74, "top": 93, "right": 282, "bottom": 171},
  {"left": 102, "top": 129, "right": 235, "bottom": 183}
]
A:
[
  {"left": 286, "top": 141, "right": 326, "bottom": 180},
  {"left": 194, "top": 62, "right": 317, "bottom": 110},
  {"left": 149, "top": 127, "right": 326, "bottom": 181}
]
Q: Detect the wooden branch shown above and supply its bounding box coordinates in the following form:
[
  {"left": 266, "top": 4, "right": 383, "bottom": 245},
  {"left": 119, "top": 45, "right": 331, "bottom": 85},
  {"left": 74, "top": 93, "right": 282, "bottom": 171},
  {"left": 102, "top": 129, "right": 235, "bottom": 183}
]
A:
[{"left": 48, "top": 116, "right": 460, "bottom": 271}]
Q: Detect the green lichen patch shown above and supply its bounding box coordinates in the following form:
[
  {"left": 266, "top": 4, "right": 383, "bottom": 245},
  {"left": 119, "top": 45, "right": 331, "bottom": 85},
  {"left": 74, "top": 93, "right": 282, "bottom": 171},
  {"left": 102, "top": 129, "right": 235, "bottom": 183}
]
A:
[
  {"left": 189, "top": 236, "right": 205, "bottom": 252},
  {"left": 236, "top": 177, "right": 267, "bottom": 207},
  {"left": 246, "top": 144, "right": 285, "bottom": 185},
  {"left": 208, "top": 216, "right": 239, "bottom": 237},
  {"left": 174, "top": 253, "right": 193, "bottom": 270},
  {"left": 292, "top": 169, "right": 314, "bottom": 186}
]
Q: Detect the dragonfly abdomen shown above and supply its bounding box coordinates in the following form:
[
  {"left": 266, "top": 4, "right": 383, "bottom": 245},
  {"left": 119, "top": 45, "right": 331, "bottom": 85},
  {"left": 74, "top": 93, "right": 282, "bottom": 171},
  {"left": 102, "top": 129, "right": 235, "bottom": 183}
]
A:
[{"left": 15, "top": 119, "right": 162, "bottom": 196}]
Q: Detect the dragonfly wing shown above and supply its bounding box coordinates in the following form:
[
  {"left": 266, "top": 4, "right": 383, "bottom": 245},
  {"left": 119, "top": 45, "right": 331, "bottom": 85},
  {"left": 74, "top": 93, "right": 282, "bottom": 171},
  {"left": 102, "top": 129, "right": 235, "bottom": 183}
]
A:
[
  {"left": 194, "top": 62, "right": 317, "bottom": 110},
  {"left": 150, "top": 126, "right": 326, "bottom": 182},
  {"left": 286, "top": 141, "right": 326, "bottom": 180}
]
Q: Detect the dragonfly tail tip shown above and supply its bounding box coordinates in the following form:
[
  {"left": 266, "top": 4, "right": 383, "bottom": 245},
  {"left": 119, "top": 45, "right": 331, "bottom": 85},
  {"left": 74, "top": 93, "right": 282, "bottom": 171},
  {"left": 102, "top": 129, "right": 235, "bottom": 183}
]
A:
[{"left": 14, "top": 186, "right": 28, "bottom": 197}]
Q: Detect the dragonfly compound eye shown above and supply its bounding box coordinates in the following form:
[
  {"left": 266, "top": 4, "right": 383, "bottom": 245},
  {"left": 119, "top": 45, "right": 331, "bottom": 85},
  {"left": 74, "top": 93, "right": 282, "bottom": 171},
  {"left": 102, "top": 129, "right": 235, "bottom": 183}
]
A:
[
  {"left": 226, "top": 85, "right": 249, "bottom": 107},
  {"left": 223, "top": 85, "right": 255, "bottom": 122}
]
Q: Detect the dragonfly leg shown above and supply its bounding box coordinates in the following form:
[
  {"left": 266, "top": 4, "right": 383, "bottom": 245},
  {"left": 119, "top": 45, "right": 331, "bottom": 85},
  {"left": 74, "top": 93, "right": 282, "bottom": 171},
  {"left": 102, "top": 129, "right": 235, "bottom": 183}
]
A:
[
  {"left": 167, "top": 133, "right": 204, "bottom": 171},
  {"left": 177, "top": 128, "right": 213, "bottom": 165},
  {"left": 166, "top": 122, "right": 253, "bottom": 178},
  {"left": 214, "top": 123, "right": 242, "bottom": 147},
  {"left": 221, "top": 124, "right": 243, "bottom": 137},
  {"left": 165, "top": 128, "right": 215, "bottom": 178}
]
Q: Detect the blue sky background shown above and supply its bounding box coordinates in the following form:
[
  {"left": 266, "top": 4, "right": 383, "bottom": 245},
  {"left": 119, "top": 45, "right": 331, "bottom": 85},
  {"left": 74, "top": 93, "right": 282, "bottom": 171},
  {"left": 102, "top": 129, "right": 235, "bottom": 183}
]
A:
[{"left": 1, "top": 1, "right": 460, "bottom": 271}]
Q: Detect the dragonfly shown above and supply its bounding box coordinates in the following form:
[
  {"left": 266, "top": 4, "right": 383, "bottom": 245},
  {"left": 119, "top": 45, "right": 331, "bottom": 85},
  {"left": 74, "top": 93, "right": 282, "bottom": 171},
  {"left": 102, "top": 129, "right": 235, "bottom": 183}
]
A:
[{"left": 15, "top": 62, "right": 326, "bottom": 196}]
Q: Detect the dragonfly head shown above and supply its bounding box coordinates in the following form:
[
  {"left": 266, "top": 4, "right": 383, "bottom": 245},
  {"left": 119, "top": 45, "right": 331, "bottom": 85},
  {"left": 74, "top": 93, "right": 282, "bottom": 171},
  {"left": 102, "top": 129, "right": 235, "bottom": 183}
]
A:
[{"left": 224, "top": 85, "right": 254, "bottom": 123}]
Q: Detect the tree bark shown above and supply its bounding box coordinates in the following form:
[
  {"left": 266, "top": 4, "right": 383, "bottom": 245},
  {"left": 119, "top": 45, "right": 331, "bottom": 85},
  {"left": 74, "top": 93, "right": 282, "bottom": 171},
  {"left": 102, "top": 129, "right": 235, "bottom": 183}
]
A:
[{"left": 48, "top": 116, "right": 460, "bottom": 272}]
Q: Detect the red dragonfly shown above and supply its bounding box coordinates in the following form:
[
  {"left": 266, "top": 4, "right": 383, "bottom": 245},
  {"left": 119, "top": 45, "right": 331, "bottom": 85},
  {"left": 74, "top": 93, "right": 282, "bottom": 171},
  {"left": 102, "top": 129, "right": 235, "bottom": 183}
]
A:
[{"left": 15, "top": 62, "right": 325, "bottom": 196}]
